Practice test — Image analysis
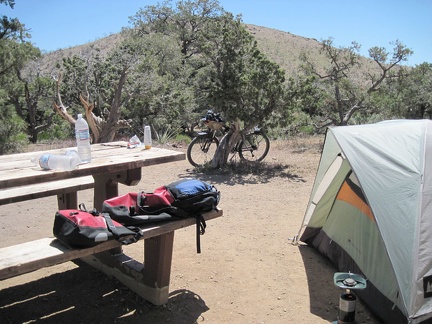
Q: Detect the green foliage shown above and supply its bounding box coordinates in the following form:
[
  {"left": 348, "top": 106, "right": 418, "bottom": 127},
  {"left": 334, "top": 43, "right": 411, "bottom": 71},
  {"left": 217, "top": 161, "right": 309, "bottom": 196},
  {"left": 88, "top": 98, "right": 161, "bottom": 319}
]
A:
[
  {"left": 397, "top": 63, "right": 432, "bottom": 118},
  {"left": 2, "top": 0, "right": 427, "bottom": 157},
  {"left": 14, "top": 65, "right": 56, "bottom": 143},
  {"left": 37, "top": 115, "right": 73, "bottom": 141},
  {"left": 128, "top": 0, "right": 288, "bottom": 139},
  {"left": 300, "top": 38, "right": 413, "bottom": 127},
  {"left": 153, "top": 126, "right": 178, "bottom": 145},
  {"left": 127, "top": 0, "right": 223, "bottom": 130},
  {"left": 366, "top": 63, "right": 432, "bottom": 121},
  {"left": 203, "top": 15, "right": 287, "bottom": 130},
  {"left": 174, "top": 133, "right": 191, "bottom": 144},
  {"left": 58, "top": 55, "right": 90, "bottom": 115},
  {"left": 129, "top": 0, "right": 291, "bottom": 167},
  {"left": 297, "top": 123, "right": 315, "bottom": 135},
  {"left": 59, "top": 46, "right": 128, "bottom": 118},
  {"left": 0, "top": 0, "right": 29, "bottom": 42},
  {"left": 0, "top": 100, "right": 28, "bottom": 154},
  {"left": 0, "top": 2, "right": 58, "bottom": 151}
]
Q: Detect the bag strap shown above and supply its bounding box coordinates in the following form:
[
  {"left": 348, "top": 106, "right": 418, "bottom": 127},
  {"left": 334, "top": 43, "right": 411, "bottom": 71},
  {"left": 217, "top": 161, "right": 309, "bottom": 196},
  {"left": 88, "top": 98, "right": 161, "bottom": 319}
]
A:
[
  {"left": 79, "top": 203, "right": 142, "bottom": 244},
  {"left": 136, "top": 191, "right": 144, "bottom": 209},
  {"left": 102, "top": 213, "right": 118, "bottom": 235},
  {"left": 79, "top": 203, "right": 99, "bottom": 216},
  {"left": 101, "top": 213, "right": 143, "bottom": 244},
  {"left": 195, "top": 214, "right": 207, "bottom": 254},
  {"left": 80, "top": 201, "right": 205, "bottom": 251}
]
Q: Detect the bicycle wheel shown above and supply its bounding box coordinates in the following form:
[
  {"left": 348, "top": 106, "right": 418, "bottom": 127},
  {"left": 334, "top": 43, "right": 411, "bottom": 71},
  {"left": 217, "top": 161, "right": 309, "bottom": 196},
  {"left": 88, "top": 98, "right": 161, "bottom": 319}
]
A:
[
  {"left": 187, "top": 135, "right": 219, "bottom": 167},
  {"left": 238, "top": 130, "right": 270, "bottom": 162}
]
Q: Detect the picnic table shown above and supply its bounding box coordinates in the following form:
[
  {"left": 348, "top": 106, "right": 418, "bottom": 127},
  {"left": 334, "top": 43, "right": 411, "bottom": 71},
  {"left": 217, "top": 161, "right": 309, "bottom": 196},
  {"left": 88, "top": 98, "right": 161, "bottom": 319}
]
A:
[
  {"left": 0, "top": 141, "right": 223, "bottom": 305},
  {"left": 0, "top": 141, "right": 185, "bottom": 209}
]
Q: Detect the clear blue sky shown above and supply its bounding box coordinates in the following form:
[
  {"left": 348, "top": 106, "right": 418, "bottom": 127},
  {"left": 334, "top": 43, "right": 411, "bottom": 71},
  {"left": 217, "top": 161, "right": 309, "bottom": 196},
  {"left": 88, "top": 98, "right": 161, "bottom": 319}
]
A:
[{"left": 2, "top": 0, "right": 431, "bottom": 66}]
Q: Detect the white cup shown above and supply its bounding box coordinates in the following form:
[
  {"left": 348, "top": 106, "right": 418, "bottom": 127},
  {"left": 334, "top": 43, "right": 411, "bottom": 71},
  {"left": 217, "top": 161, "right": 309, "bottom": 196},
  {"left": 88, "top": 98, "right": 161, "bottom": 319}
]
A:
[{"left": 144, "top": 126, "right": 152, "bottom": 149}]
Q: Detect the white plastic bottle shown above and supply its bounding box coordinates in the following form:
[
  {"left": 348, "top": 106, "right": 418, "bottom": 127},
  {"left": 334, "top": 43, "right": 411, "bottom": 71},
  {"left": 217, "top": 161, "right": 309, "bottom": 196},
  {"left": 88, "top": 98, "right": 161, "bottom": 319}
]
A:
[
  {"left": 75, "top": 114, "right": 92, "bottom": 163},
  {"left": 144, "top": 125, "right": 152, "bottom": 149},
  {"left": 65, "top": 148, "right": 81, "bottom": 164},
  {"left": 32, "top": 153, "right": 79, "bottom": 171}
]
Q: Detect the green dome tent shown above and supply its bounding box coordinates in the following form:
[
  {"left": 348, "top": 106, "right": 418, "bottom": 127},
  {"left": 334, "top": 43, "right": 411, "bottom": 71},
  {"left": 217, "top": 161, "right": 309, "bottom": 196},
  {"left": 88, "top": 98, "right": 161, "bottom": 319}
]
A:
[{"left": 295, "top": 120, "right": 432, "bottom": 324}]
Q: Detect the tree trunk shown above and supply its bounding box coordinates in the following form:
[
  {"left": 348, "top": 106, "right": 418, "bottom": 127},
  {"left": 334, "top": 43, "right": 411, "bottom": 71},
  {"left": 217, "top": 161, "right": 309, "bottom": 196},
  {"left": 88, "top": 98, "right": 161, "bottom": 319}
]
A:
[
  {"left": 211, "top": 119, "right": 242, "bottom": 168},
  {"left": 53, "top": 71, "right": 130, "bottom": 144},
  {"left": 98, "top": 66, "right": 128, "bottom": 143}
]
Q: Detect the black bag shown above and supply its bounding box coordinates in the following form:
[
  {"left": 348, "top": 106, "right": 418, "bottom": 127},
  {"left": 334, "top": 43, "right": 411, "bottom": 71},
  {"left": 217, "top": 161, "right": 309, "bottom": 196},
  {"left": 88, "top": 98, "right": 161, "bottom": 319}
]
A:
[
  {"left": 101, "top": 192, "right": 175, "bottom": 226},
  {"left": 163, "top": 178, "right": 220, "bottom": 216},
  {"left": 53, "top": 204, "right": 142, "bottom": 248},
  {"left": 102, "top": 178, "right": 220, "bottom": 253}
]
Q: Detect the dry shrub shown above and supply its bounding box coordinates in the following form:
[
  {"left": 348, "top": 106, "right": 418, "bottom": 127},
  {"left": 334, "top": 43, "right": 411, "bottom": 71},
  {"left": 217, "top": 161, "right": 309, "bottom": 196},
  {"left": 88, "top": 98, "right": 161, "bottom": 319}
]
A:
[{"left": 271, "top": 135, "right": 324, "bottom": 154}]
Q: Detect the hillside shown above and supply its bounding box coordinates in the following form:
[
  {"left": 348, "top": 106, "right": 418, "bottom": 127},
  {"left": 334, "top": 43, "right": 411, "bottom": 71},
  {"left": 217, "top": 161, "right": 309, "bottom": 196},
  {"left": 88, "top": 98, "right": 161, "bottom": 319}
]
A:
[
  {"left": 246, "top": 24, "right": 323, "bottom": 75},
  {"left": 39, "top": 24, "right": 379, "bottom": 82},
  {"left": 38, "top": 32, "right": 123, "bottom": 75}
]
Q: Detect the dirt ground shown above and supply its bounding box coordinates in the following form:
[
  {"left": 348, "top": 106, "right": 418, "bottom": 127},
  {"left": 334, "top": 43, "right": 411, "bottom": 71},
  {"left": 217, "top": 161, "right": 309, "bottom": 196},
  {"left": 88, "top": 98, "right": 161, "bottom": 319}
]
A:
[{"left": 0, "top": 137, "right": 382, "bottom": 324}]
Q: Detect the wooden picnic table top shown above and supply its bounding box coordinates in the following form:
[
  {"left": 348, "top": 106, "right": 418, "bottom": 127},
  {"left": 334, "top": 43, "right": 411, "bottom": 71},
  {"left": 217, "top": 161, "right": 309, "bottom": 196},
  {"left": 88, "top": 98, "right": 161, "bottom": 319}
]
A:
[{"left": 0, "top": 141, "right": 185, "bottom": 189}]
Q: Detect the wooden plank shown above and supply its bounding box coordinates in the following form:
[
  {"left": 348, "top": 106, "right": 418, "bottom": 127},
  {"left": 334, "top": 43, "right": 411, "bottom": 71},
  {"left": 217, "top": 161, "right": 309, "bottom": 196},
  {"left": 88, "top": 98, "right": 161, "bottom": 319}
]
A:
[
  {"left": 82, "top": 232, "right": 176, "bottom": 305},
  {"left": 0, "top": 238, "right": 122, "bottom": 279},
  {"left": 0, "top": 146, "right": 185, "bottom": 189},
  {"left": 0, "top": 209, "right": 223, "bottom": 280},
  {"left": 0, "top": 142, "right": 128, "bottom": 166},
  {"left": 0, "top": 176, "right": 94, "bottom": 205}
]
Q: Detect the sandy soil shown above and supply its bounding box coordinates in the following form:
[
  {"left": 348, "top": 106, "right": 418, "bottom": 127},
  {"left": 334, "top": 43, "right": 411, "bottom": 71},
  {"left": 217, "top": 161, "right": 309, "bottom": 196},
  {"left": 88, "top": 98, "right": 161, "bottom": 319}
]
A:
[{"left": 0, "top": 138, "right": 382, "bottom": 324}]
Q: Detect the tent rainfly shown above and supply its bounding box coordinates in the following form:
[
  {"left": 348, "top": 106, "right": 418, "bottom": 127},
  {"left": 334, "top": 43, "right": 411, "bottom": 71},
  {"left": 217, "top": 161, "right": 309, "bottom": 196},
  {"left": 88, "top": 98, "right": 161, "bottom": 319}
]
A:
[{"left": 295, "top": 120, "right": 432, "bottom": 324}]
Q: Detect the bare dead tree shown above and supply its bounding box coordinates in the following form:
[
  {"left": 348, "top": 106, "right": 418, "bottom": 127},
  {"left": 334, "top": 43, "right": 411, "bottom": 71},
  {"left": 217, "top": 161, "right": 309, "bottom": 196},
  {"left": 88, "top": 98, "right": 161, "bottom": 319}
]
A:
[
  {"left": 53, "top": 73, "right": 75, "bottom": 124},
  {"left": 53, "top": 72, "right": 131, "bottom": 143}
]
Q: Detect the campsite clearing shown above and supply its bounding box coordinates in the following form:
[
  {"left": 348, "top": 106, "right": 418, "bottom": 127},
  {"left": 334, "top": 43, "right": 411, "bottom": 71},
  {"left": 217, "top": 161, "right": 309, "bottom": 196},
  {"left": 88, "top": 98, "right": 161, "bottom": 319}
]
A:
[{"left": 0, "top": 137, "right": 382, "bottom": 323}]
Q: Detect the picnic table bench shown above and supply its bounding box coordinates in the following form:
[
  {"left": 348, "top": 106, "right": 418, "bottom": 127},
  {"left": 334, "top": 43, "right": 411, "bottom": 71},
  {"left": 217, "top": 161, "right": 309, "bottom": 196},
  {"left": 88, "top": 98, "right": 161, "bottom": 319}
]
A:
[
  {"left": 0, "top": 175, "right": 94, "bottom": 208},
  {"left": 0, "top": 209, "right": 222, "bottom": 305},
  {"left": 0, "top": 142, "right": 223, "bottom": 305}
]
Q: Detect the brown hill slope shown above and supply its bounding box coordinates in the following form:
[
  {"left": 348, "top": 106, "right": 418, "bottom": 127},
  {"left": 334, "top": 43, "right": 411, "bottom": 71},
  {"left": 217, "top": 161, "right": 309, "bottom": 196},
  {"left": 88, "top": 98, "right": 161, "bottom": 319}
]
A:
[
  {"left": 246, "top": 24, "right": 379, "bottom": 80},
  {"left": 40, "top": 24, "right": 378, "bottom": 80},
  {"left": 246, "top": 24, "right": 323, "bottom": 75}
]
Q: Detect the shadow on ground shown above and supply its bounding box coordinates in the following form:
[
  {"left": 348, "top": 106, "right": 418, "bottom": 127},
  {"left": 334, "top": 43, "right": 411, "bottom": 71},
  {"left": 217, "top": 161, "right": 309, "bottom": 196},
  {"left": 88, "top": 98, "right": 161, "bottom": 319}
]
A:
[
  {"left": 184, "top": 161, "right": 306, "bottom": 186},
  {"left": 298, "top": 244, "right": 382, "bottom": 324},
  {"left": 0, "top": 262, "right": 208, "bottom": 324}
]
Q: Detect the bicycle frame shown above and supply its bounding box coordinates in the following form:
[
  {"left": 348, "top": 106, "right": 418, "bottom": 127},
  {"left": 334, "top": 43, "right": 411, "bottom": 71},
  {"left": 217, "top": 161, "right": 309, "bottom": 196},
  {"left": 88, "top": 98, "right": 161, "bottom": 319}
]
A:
[
  {"left": 199, "top": 126, "right": 266, "bottom": 156},
  {"left": 187, "top": 111, "right": 270, "bottom": 167},
  {"left": 199, "top": 131, "right": 217, "bottom": 153}
]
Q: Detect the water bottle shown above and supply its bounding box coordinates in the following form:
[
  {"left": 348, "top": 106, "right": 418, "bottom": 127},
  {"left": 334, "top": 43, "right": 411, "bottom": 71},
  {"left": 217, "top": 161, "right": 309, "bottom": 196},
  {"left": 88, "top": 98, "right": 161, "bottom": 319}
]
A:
[
  {"left": 31, "top": 153, "right": 79, "bottom": 171},
  {"left": 65, "top": 148, "right": 81, "bottom": 164},
  {"left": 75, "top": 114, "right": 92, "bottom": 163}
]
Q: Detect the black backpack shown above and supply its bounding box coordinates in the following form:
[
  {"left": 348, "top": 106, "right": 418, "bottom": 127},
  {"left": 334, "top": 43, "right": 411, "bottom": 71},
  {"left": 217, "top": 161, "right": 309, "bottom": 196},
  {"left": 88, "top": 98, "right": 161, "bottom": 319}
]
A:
[
  {"left": 102, "top": 178, "right": 220, "bottom": 252},
  {"left": 141, "top": 178, "right": 220, "bottom": 216}
]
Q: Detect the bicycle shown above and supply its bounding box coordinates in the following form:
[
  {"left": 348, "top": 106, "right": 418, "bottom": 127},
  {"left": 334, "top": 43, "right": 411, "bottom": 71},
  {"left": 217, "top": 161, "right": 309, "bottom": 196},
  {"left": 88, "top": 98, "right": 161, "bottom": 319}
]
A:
[{"left": 187, "top": 110, "right": 270, "bottom": 167}]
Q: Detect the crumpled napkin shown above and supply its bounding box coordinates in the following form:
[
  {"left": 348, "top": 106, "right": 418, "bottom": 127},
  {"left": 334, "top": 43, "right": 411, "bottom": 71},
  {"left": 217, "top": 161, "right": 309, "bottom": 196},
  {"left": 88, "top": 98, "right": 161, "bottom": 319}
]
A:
[{"left": 127, "top": 135, "right": 143, "bottom": 149}]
